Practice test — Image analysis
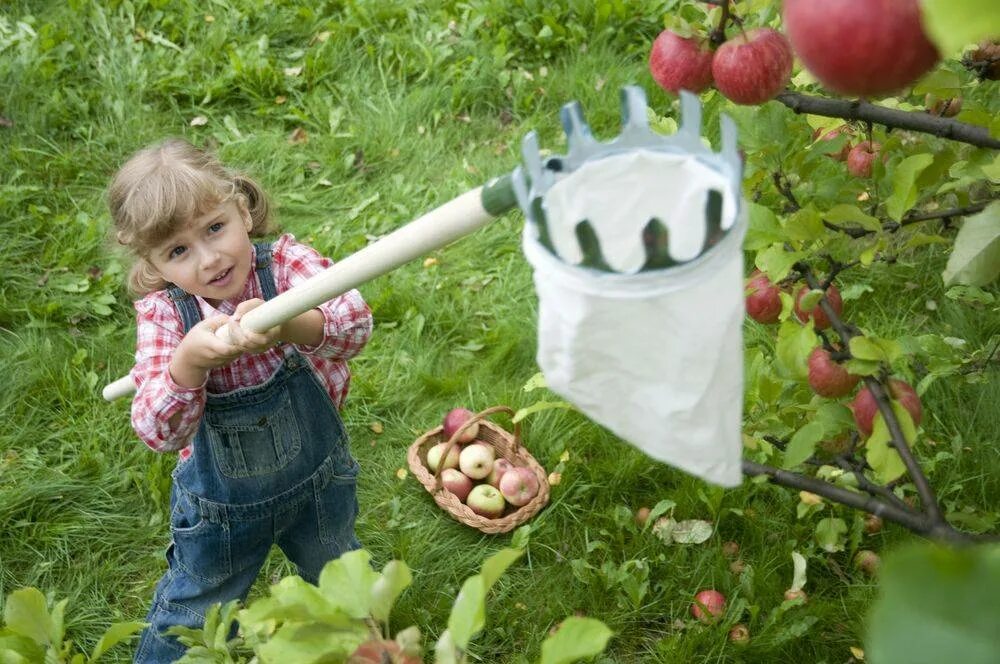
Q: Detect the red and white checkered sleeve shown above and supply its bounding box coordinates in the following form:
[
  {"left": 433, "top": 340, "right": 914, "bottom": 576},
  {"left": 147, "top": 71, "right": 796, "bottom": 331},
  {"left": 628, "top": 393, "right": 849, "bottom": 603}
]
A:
[
  {"left": 274, "top": 234, "right": 374, "bottom": 360},
  {"left": 130, "top": 295, "right": 206, "bottom": 453}
]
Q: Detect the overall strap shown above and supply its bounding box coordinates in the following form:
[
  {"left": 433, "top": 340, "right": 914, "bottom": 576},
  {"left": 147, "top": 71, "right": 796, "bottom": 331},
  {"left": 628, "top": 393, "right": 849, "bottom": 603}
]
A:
[
  {"left": 168, "top": 286, "right": 203, "bottom": 334},
  {"left": 254, "top": 242, "right": 278, "bottom": 301}
]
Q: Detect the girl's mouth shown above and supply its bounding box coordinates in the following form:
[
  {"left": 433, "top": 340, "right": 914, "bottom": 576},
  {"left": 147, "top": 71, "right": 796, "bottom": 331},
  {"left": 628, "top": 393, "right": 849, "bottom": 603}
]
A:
[{"left": 209, "top": 267, "right": 233, "bottom": 286}]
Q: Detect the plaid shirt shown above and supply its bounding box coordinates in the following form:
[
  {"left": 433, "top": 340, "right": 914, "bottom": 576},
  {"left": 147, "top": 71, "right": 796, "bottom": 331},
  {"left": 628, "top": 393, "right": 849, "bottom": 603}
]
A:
[{"left": 129, "top": 234, "right": 373, "bottom": 459}]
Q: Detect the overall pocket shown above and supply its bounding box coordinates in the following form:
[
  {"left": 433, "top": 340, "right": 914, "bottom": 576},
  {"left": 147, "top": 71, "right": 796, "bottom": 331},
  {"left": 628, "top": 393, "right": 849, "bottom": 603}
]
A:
[
  {"left": 315, "top": 458, "right": 360, "bottom": 548},
  {"left": 205, "top": 390, "right": 302, "bottom": 478},
  {"left": 169, "top": 490, "right": 232, "bottom": 586}
]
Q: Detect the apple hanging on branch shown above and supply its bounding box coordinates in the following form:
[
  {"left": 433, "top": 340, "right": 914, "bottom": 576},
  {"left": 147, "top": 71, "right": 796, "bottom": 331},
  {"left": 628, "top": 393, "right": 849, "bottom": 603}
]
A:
[
  {"left": 846, "top": 141, "right": 885, "bottom": 178},
  {"left": 711, "top": 27, "right": 793, "bottom": 105},
  {"left": 794, "top": 283, "right": 843, "bottom": 330},
  {"left": 745, "top": 270, "right": 783, "bottom": 324},
  {"left": 850, "top": 379, "right": 923, "bottom": 437},
  {"left": 808, "top": 347, "right": 861, "bottom": 398},
  {"left": 648, "top": 29, "right": 715, "bottom": 94}
]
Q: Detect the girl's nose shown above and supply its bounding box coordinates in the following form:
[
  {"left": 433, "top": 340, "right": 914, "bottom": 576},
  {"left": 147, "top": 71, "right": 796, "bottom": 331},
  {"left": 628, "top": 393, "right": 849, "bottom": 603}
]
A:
[{"left": 199, "top": 246, "right": 221, "bottom": 269}]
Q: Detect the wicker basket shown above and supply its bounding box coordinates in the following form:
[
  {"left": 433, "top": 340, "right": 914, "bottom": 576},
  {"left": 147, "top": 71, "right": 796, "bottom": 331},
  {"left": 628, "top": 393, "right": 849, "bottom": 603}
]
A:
[{"left": 407, "top": 406, "right": 550, "bottom": 534}]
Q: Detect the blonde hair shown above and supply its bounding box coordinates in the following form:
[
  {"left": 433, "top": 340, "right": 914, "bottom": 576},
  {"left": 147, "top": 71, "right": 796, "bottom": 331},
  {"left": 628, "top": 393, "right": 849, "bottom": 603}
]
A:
[{"left": 108, "top": 139, "right": 272, "bottom": 295}]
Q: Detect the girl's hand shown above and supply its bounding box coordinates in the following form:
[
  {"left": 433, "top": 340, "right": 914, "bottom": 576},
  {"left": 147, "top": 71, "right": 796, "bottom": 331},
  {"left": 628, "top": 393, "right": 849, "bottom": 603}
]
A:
[
  {"left": 170, "top": 314, "right": 242, "bottom": 387},
  {"left": 228, "top": 298, "right": 283, "bottom": 355}
]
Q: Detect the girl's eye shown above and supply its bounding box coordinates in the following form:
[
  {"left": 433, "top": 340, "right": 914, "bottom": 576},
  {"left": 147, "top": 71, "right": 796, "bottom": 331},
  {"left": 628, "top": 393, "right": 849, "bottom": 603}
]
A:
[
  {"left": 209, "top": 222, "right": 224, "bottom": 233},
  {"left": 169, "top": 246, "right": 186, "bottom": 259}
]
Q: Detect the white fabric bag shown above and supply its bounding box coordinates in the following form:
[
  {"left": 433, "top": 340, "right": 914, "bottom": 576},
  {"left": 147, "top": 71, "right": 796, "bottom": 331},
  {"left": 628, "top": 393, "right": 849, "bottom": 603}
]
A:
[{"left": 522, "top": 149, "right": 747, "bottom": 487}]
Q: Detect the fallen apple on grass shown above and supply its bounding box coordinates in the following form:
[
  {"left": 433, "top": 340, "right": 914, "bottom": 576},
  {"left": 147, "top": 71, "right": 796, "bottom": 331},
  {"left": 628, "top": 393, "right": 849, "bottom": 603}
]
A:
[
  {"left": 855, "top": 549, "right": 881, "bottom": 577},
  {"left": 486, "top": 457, "right": 513, "bottom": 488},
  {"left": 426, "top": 442, "right": 460, "bottom": 473},
  {"left": 728, "top": 624, "right": 750, "bottom": 645},
  {"left": 466, "top": 483, "right": 506, "bottom": 518},
  {"left": 442, "top": 408, "right": 479, "bottom": 443},
  {"left": 784, "top": 588, "right": 808, "bottom": 603},
  {"left": 440, "top": 468, "right": 473, "bottom": 502},
  {"left": 499, "top": 466, "right": 540, "bottom": 506},
  {"left": 634, "top": 506, "right": 651, "bottom": 527},
  {"left": 849, "top": 378, "right": 922, "bottom": 437},
  {"left": 863, "top": 514, "right": 883, "bottom": 535},
  {"left": 691, "top": 589, "right": 726, "bottom": 622},
  {"left": 459, "top": 442, "right": 495, "bottom": 480}
]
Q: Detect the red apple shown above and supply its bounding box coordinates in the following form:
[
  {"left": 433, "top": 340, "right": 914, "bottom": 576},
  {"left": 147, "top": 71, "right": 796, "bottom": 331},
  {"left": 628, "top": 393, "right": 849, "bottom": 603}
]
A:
[
  {"left": 711, "top": 28, "right": 793, "bottom": 105},
  {"left": 850, "top": 378, "right": 922, "bottom": 437},
  {"left": 426, "top": 442, "right": 460, "bottom": 473},
  {"left": 794, "top": 284, "right": 842, "bottom": 330},
  {"left": 782, "top": 0, "right": 940, "bottom": 96},
  {"left": 745, "top": 271, "right": 783, "bottom": 324},
  {"left": 458, "top": 442, "right": 495, "bottom": 480},
  {"left": 855, "top": 549, "right": 881, "bottom": 577},
  {"left": 812, "top": 125, "right": 853, "bottom": 161},
  {"left": 499, "top": 466, "right": 540, "bottom": 506},
  {"left": 440, "top": 468, "right": 473, "bottom": 502},
  {"left": 348, "top": 640, "right": 422, "bottom": 664},
  {"left": 924, "top": 94, "right": 962, "bottom": 117},
  {"left": 648, "top": 30, "right": 714, "bottom": 94},
  {"left": 691, "top": 589, "right": 726, "bottom": 622},
  {"left": 442, "top": 408, "right": 479, "bottom": 444},
  {"left": 846, "top": 141, "right": 884, "bottom": 178},
  {"left": 808, "top": 347, "right": 860, "bottom": 397},
  {"left": 466, "top": 484, "right": 506, "bottom": 518},
  {"left": 486, "top": 458, "right": 513, "bottom": 488}
]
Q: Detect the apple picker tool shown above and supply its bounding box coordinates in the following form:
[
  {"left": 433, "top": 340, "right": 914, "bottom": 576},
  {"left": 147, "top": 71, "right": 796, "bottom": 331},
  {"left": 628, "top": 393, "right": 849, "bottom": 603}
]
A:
[{"left": 103, "top": 87, "right": 747, "bottom": 487}]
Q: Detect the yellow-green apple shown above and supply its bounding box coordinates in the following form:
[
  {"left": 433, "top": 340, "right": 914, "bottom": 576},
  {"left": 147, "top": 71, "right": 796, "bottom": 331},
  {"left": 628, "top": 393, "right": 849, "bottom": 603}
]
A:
[
  {"left": 486, "top": 458, "right": 513, "bottom": 488},
  {"left": 426, "top": 442, "right": 460, "bottom": 473},
  {"left": 794, "top": 284, "right": 842, "bottom": 330},
  {"left": 849, "top": 378, "right": 922, "bottom": 437},
  {"left": 691, "top": 589, "right": 726, "bottom": 622},
  {"left": 711, "top": 28, "right": 793, "bottom": 105},
  {"left": 863, "top": 514, "right": 883, "bottom": 535},
  {"left": 729, "top": 624, "right": 750, "bottom": 645},
  {"left": 855, "top": 549, "right": 881, "bottom": 577},
  {"left": 784, "top": 588, "right": 808, "bottom": 602},
  {"left": 458, "top": 442, "right": 495, "bottom": 480},
  {"left": 442, "top": 408, "right": 479, "bottom": 443},
  {"left": 499, "top": 466, "right": 540, "bottom": 506},
  {"left": 440, "top": 468, "right": 473, "bottom": 502},
  {"left": 745, "top": 271, "right": 782, "bottom": 324},
  {"left": 808, "top": 347, "right": 860, "bottom": 397},
  {"left": 466, "top": 484, "right": 506, "bottom": 518},
  {"left": 782, "top": 0, "right": 939, "bottom": 96},
  {"left": 648, "top": 30, "right": 714, "bottom": 94},
  {"left": 846, "top": 141, "right": 884, "bottom": 178}
]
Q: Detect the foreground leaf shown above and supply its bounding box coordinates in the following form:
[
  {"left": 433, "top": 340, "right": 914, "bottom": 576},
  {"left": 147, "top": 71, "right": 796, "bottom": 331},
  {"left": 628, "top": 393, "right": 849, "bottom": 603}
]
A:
[
  {"left": 538, "top": 616, "right": 613, "bottom": 664},
  {"left": 922, "top": 0, "right": 1000, "bottom": 57},
  {"left": 942, "top": 201, "right": 1000, "bottom": 287},
  {"left": 866, "top": 543, "right": 1000, "bottom": 664}
]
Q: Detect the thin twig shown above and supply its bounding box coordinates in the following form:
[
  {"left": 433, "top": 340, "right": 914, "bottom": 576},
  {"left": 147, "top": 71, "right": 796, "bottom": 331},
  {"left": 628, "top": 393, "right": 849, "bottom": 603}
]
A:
[
  {"left": 776, "top": 92, "right": 1000, "bottom": 150},
  {"left": 824, "top": 200, "right": 993, "bottom": 238}
]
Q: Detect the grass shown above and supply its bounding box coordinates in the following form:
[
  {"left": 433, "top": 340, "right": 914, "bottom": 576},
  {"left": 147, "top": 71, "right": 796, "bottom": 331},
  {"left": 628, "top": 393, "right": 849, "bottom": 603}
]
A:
[{"left": 1, "top": 1, "right": 997, "bottom": 662}]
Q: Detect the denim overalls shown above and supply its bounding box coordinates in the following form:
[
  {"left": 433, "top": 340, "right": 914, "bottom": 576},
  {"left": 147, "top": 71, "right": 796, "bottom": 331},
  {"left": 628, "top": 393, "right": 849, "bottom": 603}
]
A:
[{"left": 135, "top": 244, "right": 361, "bottom": 663}]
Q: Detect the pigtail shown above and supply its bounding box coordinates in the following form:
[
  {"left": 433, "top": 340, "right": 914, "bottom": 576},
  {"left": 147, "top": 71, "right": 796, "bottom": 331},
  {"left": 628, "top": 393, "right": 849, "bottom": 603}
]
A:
[{"left": 233, "top": 175, "right": 272, "bottom": 237}]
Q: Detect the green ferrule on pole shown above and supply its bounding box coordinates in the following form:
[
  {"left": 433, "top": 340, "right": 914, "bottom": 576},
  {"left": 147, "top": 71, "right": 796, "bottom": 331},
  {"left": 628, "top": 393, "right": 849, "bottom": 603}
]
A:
[{"left": 480, "top": 172, "right": 519, "bottom": 217}]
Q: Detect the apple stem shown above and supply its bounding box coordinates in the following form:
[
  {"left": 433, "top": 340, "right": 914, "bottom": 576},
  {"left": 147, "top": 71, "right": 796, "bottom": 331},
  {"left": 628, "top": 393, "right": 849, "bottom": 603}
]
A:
[
  {"left": 776, "top": 91, "right": 1000, "bottom": 149},
  {"left": 708, "top": 0, "right": 732, "bottom": 48}
]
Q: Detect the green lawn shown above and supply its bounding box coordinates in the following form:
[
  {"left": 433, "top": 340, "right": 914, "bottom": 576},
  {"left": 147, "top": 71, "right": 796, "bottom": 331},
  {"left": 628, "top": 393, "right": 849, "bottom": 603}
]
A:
[{"left": 1, "top": 1, "right": 997, "bottom": 662}]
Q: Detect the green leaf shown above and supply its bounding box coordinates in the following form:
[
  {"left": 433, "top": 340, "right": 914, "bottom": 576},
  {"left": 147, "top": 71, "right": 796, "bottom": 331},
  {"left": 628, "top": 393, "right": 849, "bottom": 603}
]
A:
[
  {"left": 755, "top": 245, "right": 804, "bottom": 282},
  {"left": 0, "top": 631, "right": 45, "bottom": 662},
  {"left": 90, "top": 622, "right": 147, "bottom": 661},
  {"left": 447, "top": 575, "right": 486, "bottom": 650},
  {"left": 867, "top": 543, "right": 1000, "bottom": 664},
  {"left": 921, "top": 0, "right": 1000, "bottom": 57},
  {"left": 849, "top": 337, "right": 888, "bottom": 362},
  {"left": 783, "top": 420, "right": 826, "bottom": 469},
  {"left": 522, "top": 372, "right": 548, "bottom": 392},
  {"left": 643, "top": 499, "right": 677, "bottom": 530},
  {"left": 318, "top": 549, "right": 380, "bottom": 619},
  {"left": 745, "top": 203, "right": 786, "bottom": 250},
  {"left": 815, "top": 517, "right": 848, "bottom": 553},
  {"left": 824, "top": 204, "right": 882, "bottom": 232},
  {"left": 784, "top": 207, "right": 826, "bottom": 242},
  {"left": 481, "top": 548, "right": 524, "bottom": 590},
  {"left": 434, "top": 629, "right": 460, "bottom": 664},
  {"left": 3, "top": 588, "right": 52, "bottom": 646},
  {"left": 942, "top": 201, "right": 1000, "bottom": 287},
  {"left": 370, "top": 561, "right": 412, "bottom": 623},
  {"left": 886, "top": 154, "right": 934, "bottom": 221},
  {"left": 538, "top": 616, "right": 614, "bottom": 664},
  {"left": 865, "top": 405, "right": 917, "bottom": 484},
  {"left": 512, "top": 400, "right": 575, "bottom": 423},
  {"left": 774, "top": 320, "right": 817, "bottom": 380},
  {"left": 257, "top": 622, "right": 367, "bottom": 664}
]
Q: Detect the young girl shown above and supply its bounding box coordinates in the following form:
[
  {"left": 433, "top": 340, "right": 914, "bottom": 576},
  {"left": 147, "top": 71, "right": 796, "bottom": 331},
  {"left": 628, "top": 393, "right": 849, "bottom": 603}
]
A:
[{"left": 108, "top": 138, "right": 373, "bottom": 663}]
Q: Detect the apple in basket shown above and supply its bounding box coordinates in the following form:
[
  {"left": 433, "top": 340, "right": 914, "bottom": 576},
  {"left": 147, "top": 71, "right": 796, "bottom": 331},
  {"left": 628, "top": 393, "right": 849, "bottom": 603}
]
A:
[
  {"left": 499, "top": 466, "right": 540, "bottom": 506},
  {"left": 487, "top": 458, "right": 513, "bottom": 488},
  {"left": 466, "top": 484, "right": 506, "bottom": 518},
  {"left": 442, "top": 408, "right": 479, "bottom": 443},
  {"left": 426, "top": 442, "right": 460, "bottom": 473},
  {"left": 440, "top": 468, "right": 474, "bottom": 502},
  {"left": 459, "top": 442, "right": 495, "bottom": 480}
]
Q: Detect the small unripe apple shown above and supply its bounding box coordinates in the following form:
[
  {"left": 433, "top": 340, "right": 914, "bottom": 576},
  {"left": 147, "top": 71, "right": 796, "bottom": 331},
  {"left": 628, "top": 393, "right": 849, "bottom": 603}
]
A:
[
  {"left": 794, "top": 284, "right": 842, "bottom": 330},
  {"left": 863, "top": 514, "right": 884, "bottom": 535},
  {"left": 846, "top": 141, "right": 884, "bottom": 178},
  {"left": 691, "top": 589, "right": 726, "bottom": 622},
  {"left": 728, "top": 624, "right": 750, "bottom": 645},
  {"left": 782, "top": 0, "right": 940, "bottom": 96},
  {"left": 466, "top": 483, "right": 506, "bottom": 518},
  {"left": 711, "top": 28, "right": 793, "bottom": 105},
  {"left": 442, "top": 408, "right": 479, "bottom": 444},
  {"left": 635, "top": 506, "right": 652, "bottom": 526},
  {"left": 459, "top": 442, "right": 495, "bottom": 480},
  {"left": 440, "top": 468, "right": 473, "bottom": 502},
  {"left": 784, "top": 588, "right": 808, "bottom": 603},
  {"left": 850, "top": 378, "right": 922, "bottom": 437},
  {"left": 426, "top": 442, "right": 460, "bottom": 473},
  {"left": 855, "top": 549, "right": 881, "bottom": 577},
  {"left": 924, "top": 94, "right": 962, "bottom": 117},
  {"left": 722, "top": 541, "right": 740, "bottom": 558},
  {"left": 745, "top": 271, "right": 783, "bottom": 324},
  {"left": 648, "top": 30, "right": 715, "bottom": 94},
  {"left": 729, "top": 559, "right": 746, "bottom": 575},
  {"left": 807, "top": 347, "right": 861, "bottom": 397}
]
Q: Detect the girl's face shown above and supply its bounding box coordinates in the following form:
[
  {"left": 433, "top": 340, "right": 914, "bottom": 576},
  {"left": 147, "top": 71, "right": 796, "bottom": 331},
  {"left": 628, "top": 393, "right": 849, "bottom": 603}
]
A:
[{"left": 147, "top": 199, "right": 254, "bottom": 306}]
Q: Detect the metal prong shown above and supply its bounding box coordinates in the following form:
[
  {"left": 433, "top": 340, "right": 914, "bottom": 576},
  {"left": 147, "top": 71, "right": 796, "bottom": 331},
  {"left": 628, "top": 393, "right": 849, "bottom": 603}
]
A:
[
  {"left": 560, "top": 100, "right": 597, "bottom": 160},
  {"left": 619, "top": 85, "right": 651, "bottom": 135},
  {"left": 677, "top": 91, "right": 704, "bottom": 152}
]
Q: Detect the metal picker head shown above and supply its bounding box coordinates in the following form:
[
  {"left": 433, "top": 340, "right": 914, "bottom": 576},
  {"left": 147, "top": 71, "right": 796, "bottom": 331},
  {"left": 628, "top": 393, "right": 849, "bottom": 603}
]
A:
[{"left": 512, "top": 87, "right": 743, "bottom": 274}]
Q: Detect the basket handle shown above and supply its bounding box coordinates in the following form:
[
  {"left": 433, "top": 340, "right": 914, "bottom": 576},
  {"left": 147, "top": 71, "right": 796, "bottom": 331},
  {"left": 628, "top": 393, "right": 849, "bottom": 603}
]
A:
[{"left": 432, "top": 405, "right": 522, "bottom": 486}]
